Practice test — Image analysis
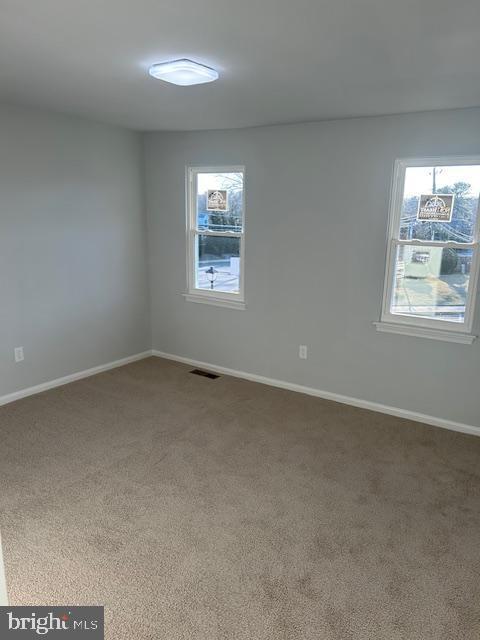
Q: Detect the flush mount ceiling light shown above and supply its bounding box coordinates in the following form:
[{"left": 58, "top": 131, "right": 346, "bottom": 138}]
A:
[{"left": 148, "top": 59, "right": 219, "bottom": 86}]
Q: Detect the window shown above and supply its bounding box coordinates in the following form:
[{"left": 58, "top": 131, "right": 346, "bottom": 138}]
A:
[
  {"left": 185, "top": 166, "right": 245, "bottom": 309},
  {"left": 377, "top": 157, "right": 480, "bottom": 343}
]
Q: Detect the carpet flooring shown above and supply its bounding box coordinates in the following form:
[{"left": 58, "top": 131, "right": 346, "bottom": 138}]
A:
[{"left": 0, "top": 356, "right": 479, "bottom": 639}]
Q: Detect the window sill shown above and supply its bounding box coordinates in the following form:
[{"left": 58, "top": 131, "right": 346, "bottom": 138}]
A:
[
  {"left": 373, "top": 321, "right": 476, "bottom": 344},
  {"left": 183, "top": 293, "right": 246, "bottom": 310}
]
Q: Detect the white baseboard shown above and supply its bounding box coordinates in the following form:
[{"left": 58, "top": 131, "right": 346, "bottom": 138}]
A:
[
  {"left": 1, "top": 348, "right": 477, "bottom": 438},
  {"left": 0, "top": 351, "right": 152, "bottom": 407},
  {"left": 152, "top": 350, "right": 479, "bottom": 438}
]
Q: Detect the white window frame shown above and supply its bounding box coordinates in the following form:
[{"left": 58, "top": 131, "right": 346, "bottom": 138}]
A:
[
  {"left": 375, "top": 156, "right": 480, "bottom": 344},
  {"left": 184, "top": 165, "right": 246, "bottom": 310}
]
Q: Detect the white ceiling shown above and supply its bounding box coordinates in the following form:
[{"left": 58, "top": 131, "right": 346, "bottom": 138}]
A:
[{"left": 1, "top": 0, "right": 480, "bottom": 131}]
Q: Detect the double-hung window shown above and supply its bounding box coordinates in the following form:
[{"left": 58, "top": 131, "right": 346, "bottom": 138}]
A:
[
  {"left": 377, "top": 157, "right": 480, "bottom": 343},
  {"left": 186, "top": 166, "right": 245, "bottom": 309}
]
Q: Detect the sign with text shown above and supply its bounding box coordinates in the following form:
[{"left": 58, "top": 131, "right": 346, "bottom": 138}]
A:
[
  {"left": 206, "top": 189, "right": 228, "bottom": 211},
  {"left": 416, "top": 193, "right": 455, "bottom": 222},
  {"left": 0, "top": 607, "right": 103, "bottom": 638}
]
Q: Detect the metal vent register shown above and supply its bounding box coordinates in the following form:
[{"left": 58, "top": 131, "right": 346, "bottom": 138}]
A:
[{"left": 190, "top": 369, "right": 219, "bottom": 380}]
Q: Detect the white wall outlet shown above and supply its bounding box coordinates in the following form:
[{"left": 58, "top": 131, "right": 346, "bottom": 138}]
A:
[
  {"left": 299, "top": 345, "right": 308, "bottom": 360},
  {"left": 14, "top": 346, "right": 24, "bottom": 363}
]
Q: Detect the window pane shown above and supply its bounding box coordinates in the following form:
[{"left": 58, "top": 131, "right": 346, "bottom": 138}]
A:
[
  {"left": 196, "top": 172, "right": 243, "bottom": 232},
  {"left": 391, "top": 245, "right": 473, "bottom": 323},
  {"left": 196, "top": 235, "right": 241, "bottom": 293},
  {"left": 399, "top": 165, "right": 480, "bottom": 242}
]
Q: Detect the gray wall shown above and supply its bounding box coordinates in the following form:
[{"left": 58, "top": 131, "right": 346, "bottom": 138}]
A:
[
  {"left": 0, "top": 104, "right": 149, "bottom": 397},
  {"left": 145, "top": 108, "right": 480, "bottom": 427}
]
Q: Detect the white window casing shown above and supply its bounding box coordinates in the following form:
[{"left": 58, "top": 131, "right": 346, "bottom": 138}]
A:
[
  {"left": 185, "top": 166, "right": 246, "bottom": 310},
  {"left": 376, "top": 156, "right": 480, "bottom": 343}
]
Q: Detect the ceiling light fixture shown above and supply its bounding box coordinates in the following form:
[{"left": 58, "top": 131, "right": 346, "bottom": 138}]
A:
[{"left": 148, "top": 59, "right": 219, "bottom": 86}]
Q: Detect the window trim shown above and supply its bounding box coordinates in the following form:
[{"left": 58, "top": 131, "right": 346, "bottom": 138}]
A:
[
  {"left": 377, "top": 155, "right": 480, "bottom": 342},
  {"left": 185, "top": 165, "right": 246, "bottom": 309}
]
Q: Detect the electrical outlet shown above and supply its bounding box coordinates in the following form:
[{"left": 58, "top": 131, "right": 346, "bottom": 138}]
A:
[
  {"left": 14, "top": 347, "right": 24, "bottom": 363},
  {"left": 299, "top": 345, "right": 308, "bottom": 360}
]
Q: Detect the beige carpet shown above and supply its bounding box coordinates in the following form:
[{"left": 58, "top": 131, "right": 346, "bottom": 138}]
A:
[{"left": 0, "top": 357, "right": 479, "bottom": 639}]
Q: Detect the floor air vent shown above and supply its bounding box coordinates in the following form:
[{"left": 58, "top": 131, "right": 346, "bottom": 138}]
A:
[{"left": 190, "top": 369, "right": 220, "bottom": 380}]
